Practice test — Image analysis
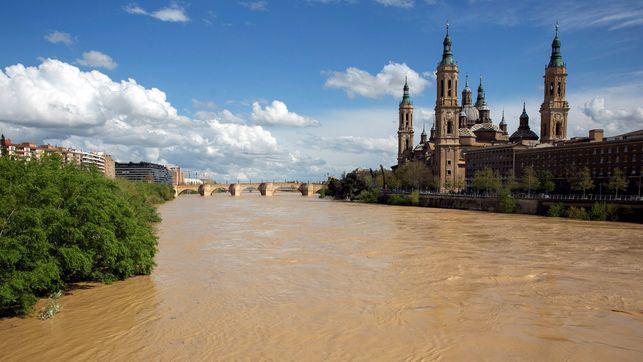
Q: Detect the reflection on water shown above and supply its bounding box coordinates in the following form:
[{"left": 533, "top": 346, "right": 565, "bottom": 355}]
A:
[{"left": 1, "top": 193, "right": 642, "bottom": 360}]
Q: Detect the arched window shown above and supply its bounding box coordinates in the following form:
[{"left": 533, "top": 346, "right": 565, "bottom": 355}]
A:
[
  {"left": 557, "top": 82, "right": 562, "bottom": 96},
  {"left": 447, "top": 121, "right": 453, "bottom": 134},
  {"left": 549, "top": 82, "right": 554, "bottom": 96},
  {"left": 447, "top": 79, "right": 452, "bottom": 97},
  {"left": 555, "top": 122, "right": 562, "bottom": 137},
  {"left": 440, "top": 79, "right": 445, "bottom": 98}
]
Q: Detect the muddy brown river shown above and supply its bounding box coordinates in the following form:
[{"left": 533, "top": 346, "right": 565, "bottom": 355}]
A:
[{"left": 1, "top": 194, "right": 642, "bottom": 361}]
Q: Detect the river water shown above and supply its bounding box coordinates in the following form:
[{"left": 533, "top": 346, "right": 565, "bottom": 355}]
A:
[{"left": 1, "top": 193, "right": 642, "bottom": 361}]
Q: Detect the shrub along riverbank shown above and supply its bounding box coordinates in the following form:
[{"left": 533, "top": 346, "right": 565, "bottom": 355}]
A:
[
  {"left": 0, "top": 156, "right": 174, "bottom": 317},
  {"left": 322, "top": 170, "right": 639, "bottom": 222}
]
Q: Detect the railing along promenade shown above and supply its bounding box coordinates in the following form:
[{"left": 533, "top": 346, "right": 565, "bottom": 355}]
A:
[{"left": 388, "top": 189, "right": 643, "bottom": 203}]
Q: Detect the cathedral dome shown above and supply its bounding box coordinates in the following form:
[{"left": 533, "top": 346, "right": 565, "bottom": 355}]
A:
[{"left": 461, "top": 105, "right": 479, "bottom": 122}]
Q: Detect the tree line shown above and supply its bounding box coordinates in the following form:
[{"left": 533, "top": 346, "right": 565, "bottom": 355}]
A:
[{"left": 0, "top": 155, "right": 174, "bottom": 317}]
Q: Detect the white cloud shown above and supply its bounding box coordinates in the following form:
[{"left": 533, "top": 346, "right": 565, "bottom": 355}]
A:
[
  {"left": 251, "top": 100, "right": 320, "bottom": 127},
  {"left": 192, "top": 98, "right": 218, "bottom": 109},
  {"left": 194, "top": 109, "right": 245, "bottom": 124},
  {"left": 239, "top": 1, "right": 268, "bottom": 11},
  {"left": 44, "top": 31, "right": 74, "bottom": 45},
  {"left": 374, "top": 0, "right": 414, "bottom": 8},
  {"left": 317, "top": 136, "right": 396, "bottom": 154},
  {"left": 325, "top": 62, "right": 431, "bottom": 99},
  {"left": 124, "top": 3, "right": 190, "bottom": 23},
  {"left": 76, "top": 51, "right": 118, "bottom": 70},
  {"left": 0, "top": 59, "right": 310, "bottom": 180},
  {"left": 581, "top": 97, "right": 643, "bottom": 135}
]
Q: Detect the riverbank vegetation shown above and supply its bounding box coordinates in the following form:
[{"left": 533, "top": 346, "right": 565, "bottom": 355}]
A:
[
  {"left": 322, "top": 164, "right": 637, "bottom": 222},
  {"left": 0, "top": 156, "right": 174, "bottom": 317}
]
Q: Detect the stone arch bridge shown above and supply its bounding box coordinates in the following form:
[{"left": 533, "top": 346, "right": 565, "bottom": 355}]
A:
[{"left": 174, "top": 182, "right": 326, "bottom": 197}]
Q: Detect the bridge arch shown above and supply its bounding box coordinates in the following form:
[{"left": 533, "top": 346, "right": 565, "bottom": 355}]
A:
[{"left": 176, "top": 182, "right": 326, "bottom": 197}]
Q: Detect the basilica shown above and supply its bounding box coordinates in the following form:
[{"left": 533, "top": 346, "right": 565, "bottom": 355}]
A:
[{"left": 395, "top": 23, "right": 569, "bottom": 190}]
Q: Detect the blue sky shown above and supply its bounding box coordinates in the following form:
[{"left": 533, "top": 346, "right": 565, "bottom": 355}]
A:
[{"left": 0, "top": 0, "right": 642, "bottom": 180}]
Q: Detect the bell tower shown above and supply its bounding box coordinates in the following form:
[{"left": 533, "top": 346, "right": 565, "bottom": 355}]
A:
[
  {"left": 540, "top": 22, "right": 569, "bottom": 144},
  {"left": 397, "top": 77, "right": 414, "bottom": 165},
  {"left": 434, "top": 22, "right": 461, "bottom": 190}
]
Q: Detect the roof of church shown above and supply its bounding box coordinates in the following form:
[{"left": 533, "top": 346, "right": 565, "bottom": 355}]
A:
[
  {"left": 471, "top": 122, "right": 501, "bottom": 132},
  {"left": 461, "top": 105, "right": 479, "bottom": 122},
  {"left": 509, "top": 128, "right": 539, "bottom": 142},
  {"left": 459, "top": 128, "right": 476, "bottom": 137}
]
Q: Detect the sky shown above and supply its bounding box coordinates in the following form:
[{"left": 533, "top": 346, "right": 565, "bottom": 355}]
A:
[{"left": 0, "top": 0, "right": 642, "bottom": 181}]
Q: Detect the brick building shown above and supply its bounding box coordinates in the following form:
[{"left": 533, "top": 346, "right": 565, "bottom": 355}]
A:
[{"left": 464, "top": 129, "right": 643, "bottom": 194}]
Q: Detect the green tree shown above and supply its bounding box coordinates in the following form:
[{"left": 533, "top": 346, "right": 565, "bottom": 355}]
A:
[
  {"left": 0, "top": 155, "right": 173, "bottom": 316},
  {"left": 472, "top": 168, "right": 490, "bottom": 194},
  {"left": 472, "top": 167, "right": 500, "bottom": 194},
  {"left": 0, "top": 134, "right": 6, "bottom": 157},
  {"left": 572, "top": 167, "right": 594, "bottom": 198},
  {"left": 607, "top": 167, "right": 628, "bottom": 197},
  {"left": 395, "top": 161, "right": 432, "bottom": 191},
  {"left": 538, "top": 170, "right": 556, "bottom": 194},
  {"left": 505, "top": 170, "right": 520, "bottom": 192},
  {"left": 522, "top": 165, "right": 538, "bottom": 195},
  {"left": 490, "top": 170, "right": 502, "bottom": 194}
]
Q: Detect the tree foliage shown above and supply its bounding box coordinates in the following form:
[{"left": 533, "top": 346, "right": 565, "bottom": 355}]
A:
[
  {"left": 538, "top": 170, "right": 556, "bottom": 194},
  {"left": 571, "top": 167, "right": 594, "bottom": 197},
  {"left": 0, "top": 156, "right": 173, "bottom": 316},
  {"left": 522, "top": 165, "right": 538, "bottom": 195},
  {"left": 607, "top": 167, "right": 628, "bottom": 197},
  {"left": 472, "top": 167, "right": 501, "bottom": 194}
]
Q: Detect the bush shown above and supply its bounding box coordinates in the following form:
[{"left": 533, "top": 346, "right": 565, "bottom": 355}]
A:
[
  {"left": 387, "top": 191, "right": 420, "bottom": 206},
  {"left": 567, "top": 206, "right": 590, "bottom": 220},
  {"left": 588, "top": 202, "right": 617, "bottom": 221},
  {"left": 0, "top": 156, "right": 173, "bottom": 316},
  {"left": 547, "top": 203, "right": 565, "bottom": 217},
  {"left": 356, "top": 188, "right": 380, "bottom": 203},
  {"left": 498, "top": 188, "right": 516, "bottom": 213}
]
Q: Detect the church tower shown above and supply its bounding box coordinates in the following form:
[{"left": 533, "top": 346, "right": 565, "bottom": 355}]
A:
[
  {"left": 397, "top": 77, "right": 414, "bottom": 164},
  {"left": 434, "top": 22, "right": 461, "bottom": 190},
  {"left": 540, "top": 22, "right": 569, "bottom": 143}
]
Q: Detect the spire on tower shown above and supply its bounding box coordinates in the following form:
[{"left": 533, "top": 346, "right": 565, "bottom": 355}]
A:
[
  {"left": 400, "top": 76, "right": 412, "bottom": 106},
  {"left": 475, "top": 75, "right": 487, "bottom": 107},
  {"left": 500, "top": 109, "right": 506, "bottom": 124},
  {"left": 439, "top": 20, "right": 455, "bottom": 66},
  {"left": 555, "top": 20, "right": 559, "bottom": 36},
  {"left": 548, "top": 22, "right": 564, "bottom": 67}
]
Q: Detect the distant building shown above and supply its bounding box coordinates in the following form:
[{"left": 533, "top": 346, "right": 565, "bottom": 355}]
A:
[
  {"left": 169, "top": 166, "right": 184, "bottom": 186},
  {"left": 104, "top": 155, "right": 116, "bottom": 179},
  {"left": 514, "top": 130, "right": 642, "bottom": 193},
  {"left": 0, "top": 135, "right": 117, "bottom": 179},
  {"left": 116, "top": 162, "right": 172, "bottom": 184},
  {"left": 465, "top": 129, "right": 643, "bottom": 194}
]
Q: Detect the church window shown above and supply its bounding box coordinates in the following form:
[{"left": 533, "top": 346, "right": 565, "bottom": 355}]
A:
[
  {"left": 549, "top": 82, "right": 554, "bottom": 96},
  {"left": 555, "top": 122, "right": 562, "bottom": 137},
  {"left": 557, "top": 82, "right": 562, "bottom": 96},
  {"left": 440, "top": 79, "right": 445, "bottom": 98},
  {"left": 447, "top": 79, "right": 452, "bottom": 97},
  {"left": 447, "top": 121, "right": 453, "bottom": 134},
  {"left": 447, "top": 170, "right": 452, "bottom": 175}
]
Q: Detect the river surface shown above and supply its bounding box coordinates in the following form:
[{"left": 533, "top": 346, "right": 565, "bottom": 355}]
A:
[{"left": 1, "top": 193, "right": 642, "bottom": 361}]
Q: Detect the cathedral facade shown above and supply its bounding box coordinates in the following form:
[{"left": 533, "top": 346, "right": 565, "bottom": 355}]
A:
[{"left": 396, "top": 23, "right": 569, "bottom": 191}]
